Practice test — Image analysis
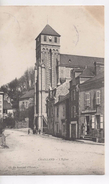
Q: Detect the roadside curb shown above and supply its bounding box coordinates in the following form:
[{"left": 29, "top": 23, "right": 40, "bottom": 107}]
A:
[
  {"left": 42, "top": 133, "right": 105, "bottom": 145},
  {"left": 75, "top": 139, "right": 105, "bottom": 146}
]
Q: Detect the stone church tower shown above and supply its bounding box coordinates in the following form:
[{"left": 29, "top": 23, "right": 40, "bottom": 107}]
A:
[{"left": 35, "top": 24, "right": 60, "bottom": 132}]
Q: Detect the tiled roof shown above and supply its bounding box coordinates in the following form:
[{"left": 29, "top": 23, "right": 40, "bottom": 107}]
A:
[
  {"left": 80, "top": 71, "right": 104, "bottom": 87},
  {"left": 60, "top": 54, "right": 104, "bottom": 68},
  {"left": 55, "top": 80, "right": 70, "bottom": 104},
  {"left": 40, "top": 24, "right": 60, "bottom": 37},
  {"left": 56, "top": 93, "right": 69, "bottom": 105},
  {"left": 79, "top": 67, "right": 95, "bottom": 77},
  {"left": 4, "top": 101, "right": 12, "bottom": 110},
  {"left": 20, "top": 89, "right": 34, "bottom": 100}
]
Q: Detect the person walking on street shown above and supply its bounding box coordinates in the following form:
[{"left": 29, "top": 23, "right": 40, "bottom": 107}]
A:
[{"left": 38, "top": 129, "right": 41, "bottom": 134}]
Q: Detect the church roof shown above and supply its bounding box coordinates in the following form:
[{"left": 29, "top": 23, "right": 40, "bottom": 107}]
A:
[
  {"left": 60, "top": 54, "right": 104, "bottom": 68},
  {"left": 40, "top": 24, "right": 60, "bottom": 37}
]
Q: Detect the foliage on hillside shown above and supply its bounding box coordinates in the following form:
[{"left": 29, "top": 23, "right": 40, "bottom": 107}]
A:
[{"left": 0, "top": 67, "right": 35, "bottom": 109}]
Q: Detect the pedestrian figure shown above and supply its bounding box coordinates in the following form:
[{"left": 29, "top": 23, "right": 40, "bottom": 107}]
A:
[
  {"left": 28, "top": 129, "right": 30, "bottom": 134},
  {"left": 33, "top": 128, "right": 36, "bottom": 134},
  {"left": 38, "top": 129, "right": 41, "bottom": 134}
]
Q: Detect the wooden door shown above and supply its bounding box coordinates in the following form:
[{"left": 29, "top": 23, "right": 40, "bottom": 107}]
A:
[{"left": 71, "top": 124, "right": 76, "bottom": 139}]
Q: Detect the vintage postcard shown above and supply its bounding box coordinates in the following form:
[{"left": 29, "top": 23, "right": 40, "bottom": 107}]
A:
[{"left": 0, "top": 6, "right": 104, "bottom": 175}]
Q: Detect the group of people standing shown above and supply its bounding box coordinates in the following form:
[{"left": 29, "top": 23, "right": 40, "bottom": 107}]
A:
[{"left": 28, "top": 128, "right": 41, "bottom": 135}]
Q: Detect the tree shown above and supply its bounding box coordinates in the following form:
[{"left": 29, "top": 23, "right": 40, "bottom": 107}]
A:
[{"left": 0, "top": 118, "right": 6, "bottom": 134}]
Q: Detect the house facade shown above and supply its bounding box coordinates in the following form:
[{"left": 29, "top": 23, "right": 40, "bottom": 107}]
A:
[
  {"left": 79, "top": 72, "right": 104, "bottom": 142},
  {"left": 54, "top": 94, "right": 69, "bottom": 138},
  {"left": 19, "top": 89, "right": 34, "bottom": 111},
  {"left": 69, "top": 62, "right": 104, "bottom": 142}
]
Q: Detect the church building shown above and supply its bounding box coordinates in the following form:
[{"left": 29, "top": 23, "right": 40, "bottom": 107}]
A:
[{"left": 34, "top": 24, "right": 104, "bottom": 133}]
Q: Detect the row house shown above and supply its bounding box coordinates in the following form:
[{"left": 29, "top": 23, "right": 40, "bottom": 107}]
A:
[
  {"left": 19, "top": 89, "right": 34, "bottom": 111},
  {"left": 79, "top": 72, "right": 104, "bottom": 142},
  {"left": 69, "top": 67, "right": 94, "bottom": 139},
  {"left": 46, "top": 79, "right": 70, "bottom": 137},
  {"left": 69, "top": 61, "right": 104, "bottom": 142},
  {"left": 54, "top": 94, "right": 69, "bottom": 138}
]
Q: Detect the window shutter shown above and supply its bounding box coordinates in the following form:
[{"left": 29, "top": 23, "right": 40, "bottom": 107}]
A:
[
  {"left": 88, "top": 93, "right": 90, "bottom": 107},
  {"left": 94, "top": 117, "right": 97, "bottom": 129},
  {"left": 100, "top": 115, "right": 103, "bottom": 129},
  {"left": 92, "top": 115, "right": 95, "bottom": 129},
  {"left": 84, "top": 117, "right": 87, "bottom": 135},
  {"left": 84, "top": 93, "right": 86, "bottom": 107},
  {"left": 96, "top": 91, "right": 100, "bottom": 105}
]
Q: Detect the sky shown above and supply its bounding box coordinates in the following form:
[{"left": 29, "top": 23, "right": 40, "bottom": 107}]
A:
[{"left": 0, "top": 6, "right": 104, "bottom": 87}]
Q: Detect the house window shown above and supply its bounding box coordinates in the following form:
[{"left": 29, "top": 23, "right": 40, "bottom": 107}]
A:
[
  {"left": 73, "top": 90, "right": 76, "bottom": 100},
  {"left": 54, "top": 37, "right": 57, "bottom": 43},
  {"left": 96, "top": 115, "right": 100, "bottom": 129},
  {"left": 96, "top": 91, "right": 100, "bottom": 105},
  {"left": 92, "top": 115, "right": 95, "bottom": 129},
  {"left": 44, "top": 35, "right": 46, "bottom": 42},
  {"left": 63, "top": 106, "right": 65, "bottom": 117},
  {"left": 73, "top": 106, "right": 76, "bottom": 118},
  {"left": 100, "top": 115, "right": 103, "bottom": 129},
  {"left": 57, "top": 123, "right": 58, "bottom": 133},
  {"left": 71, "top": 106, "right": 73, "bottom": 118},
  {"left": 85, "top": 93, "right": 90, "bottom": 107}
]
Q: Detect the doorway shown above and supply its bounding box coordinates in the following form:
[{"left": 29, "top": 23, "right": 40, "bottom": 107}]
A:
[{"left": 86, "top": 116, "right": 90, "bottom": 135}]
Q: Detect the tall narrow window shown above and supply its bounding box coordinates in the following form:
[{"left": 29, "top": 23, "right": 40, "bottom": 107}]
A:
[
  {"left": 44, "top": 35, "right": 46, "bottom": 42},
  {"left": 63, "top": 106, "right": 65, "bottom": 117},
  {"left": 73, "top": 106, "right": 76, "bottom": 118},
  {"left": 100, "top": 115, "right": 103, "bottom": 129},
  {"left": 71, "top": 106, "right": 73, "bottom": 118},
  {"left": 92, "top": 115, "right": 95, "bottom": 129},
  {"left": 73, "top": 90, "right": 76, "bottom": 100},
  {"left": 54, "top": 37, "right": 57, "bottom": 43},
  {"left": 96, "top": 90, "right": 100, "bottom": 105},
  {"left": 85, "top": 93, "right": 90, "bottom": 107}
]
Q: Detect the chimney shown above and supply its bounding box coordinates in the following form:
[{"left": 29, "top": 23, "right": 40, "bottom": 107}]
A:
[{"left": 94, "top": 61, "right": 104, "bottom": 75}]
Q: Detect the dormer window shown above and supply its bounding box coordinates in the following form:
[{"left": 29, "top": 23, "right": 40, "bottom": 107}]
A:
[
  {"left": 44, "top": 35, "right": 46, "bottom": 42},
  {"left": 54, "top": 37, "right": 57, "bottom": 43}
]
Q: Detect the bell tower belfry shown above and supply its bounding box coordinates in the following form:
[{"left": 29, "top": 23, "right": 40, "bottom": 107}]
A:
[{"left": 35, "top": 24, "right": 61, "bottom": 132}]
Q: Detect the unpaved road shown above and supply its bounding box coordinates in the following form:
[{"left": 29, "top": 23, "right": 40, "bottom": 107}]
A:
[{"left": 0, "top": 129, "right": 104, "bottom": 175}]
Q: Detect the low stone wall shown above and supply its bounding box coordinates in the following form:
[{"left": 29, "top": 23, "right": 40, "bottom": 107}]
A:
[{"left": 15, "top": 120, "right": 29, "bottom": 129}]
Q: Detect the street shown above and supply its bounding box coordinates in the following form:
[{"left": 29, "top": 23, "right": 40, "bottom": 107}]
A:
[{"left": 0, "top": 129, "right": 104, "bottom": 175}]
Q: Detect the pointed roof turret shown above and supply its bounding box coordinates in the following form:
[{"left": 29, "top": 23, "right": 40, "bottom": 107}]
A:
[{"left": 40, "top": 24, "right": 60, "bottom": 37}]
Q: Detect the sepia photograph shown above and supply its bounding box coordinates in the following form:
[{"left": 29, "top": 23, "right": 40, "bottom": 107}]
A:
[{"left": 0, "top": 5, "right": 104, "bottom": 175}]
